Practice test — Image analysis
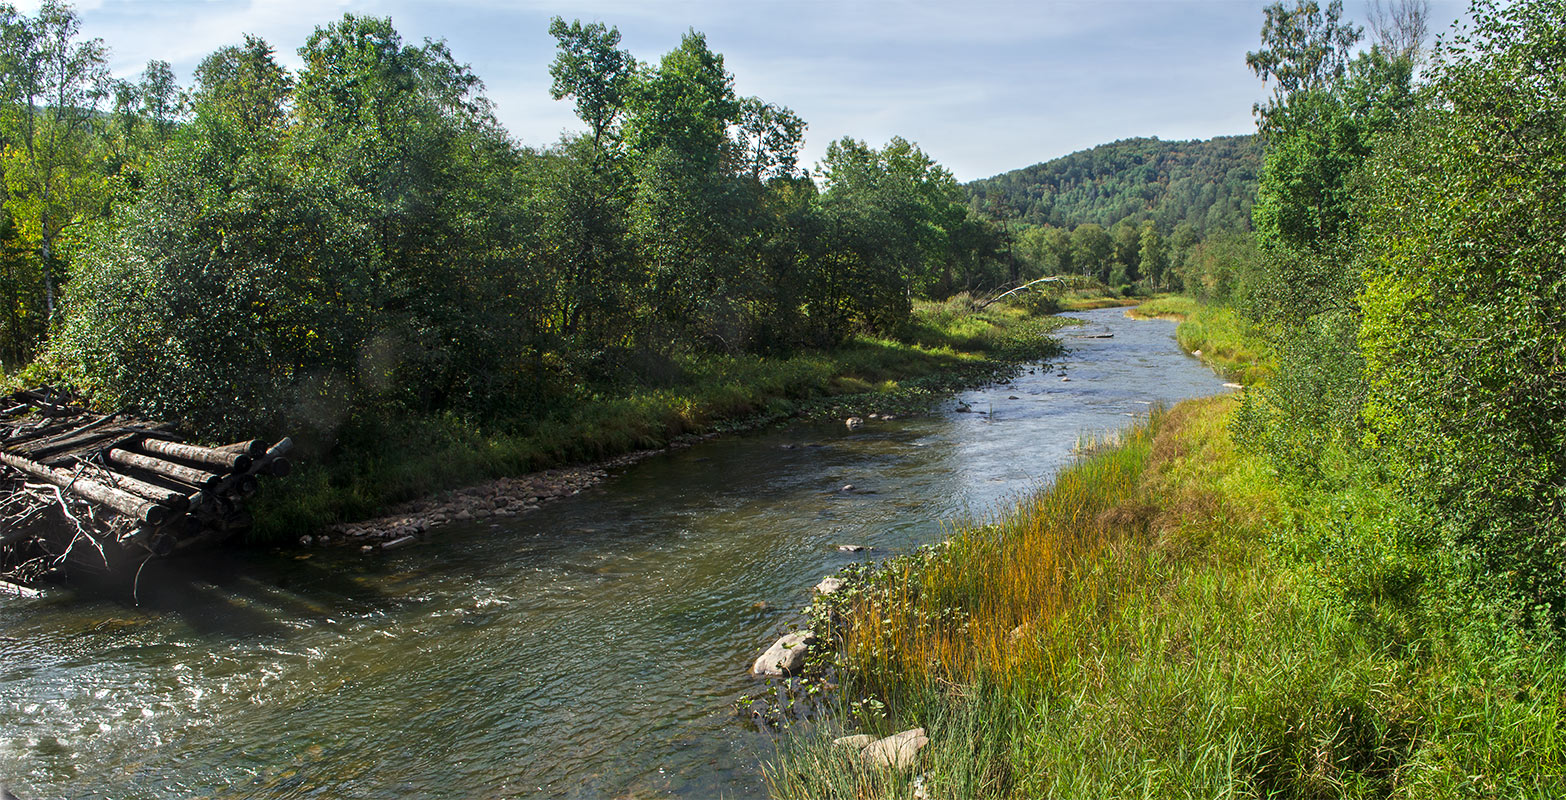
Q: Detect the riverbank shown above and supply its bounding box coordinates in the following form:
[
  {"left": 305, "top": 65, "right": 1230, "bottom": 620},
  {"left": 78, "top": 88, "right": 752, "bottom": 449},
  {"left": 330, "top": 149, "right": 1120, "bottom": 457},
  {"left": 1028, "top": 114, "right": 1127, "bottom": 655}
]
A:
[
  {"left": 771, "top": 304, "right": 1566, "bottom": 797},
  {"left": 252, "top": 295, "right": 1080, "bottom": 544}
]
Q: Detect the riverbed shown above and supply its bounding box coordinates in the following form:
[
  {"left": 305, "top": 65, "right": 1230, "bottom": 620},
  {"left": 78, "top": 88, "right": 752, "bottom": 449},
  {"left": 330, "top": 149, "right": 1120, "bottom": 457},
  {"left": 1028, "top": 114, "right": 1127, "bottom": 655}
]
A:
[{"left": 0, "top": 307, "right": 1227, "bottom": 799}]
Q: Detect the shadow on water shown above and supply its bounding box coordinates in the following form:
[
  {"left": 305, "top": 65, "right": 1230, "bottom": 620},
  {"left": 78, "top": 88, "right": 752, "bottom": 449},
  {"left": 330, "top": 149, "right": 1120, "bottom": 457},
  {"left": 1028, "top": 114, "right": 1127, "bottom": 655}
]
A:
[{"left": 1, "top": 307, "right": 1227, "bottom": 799}]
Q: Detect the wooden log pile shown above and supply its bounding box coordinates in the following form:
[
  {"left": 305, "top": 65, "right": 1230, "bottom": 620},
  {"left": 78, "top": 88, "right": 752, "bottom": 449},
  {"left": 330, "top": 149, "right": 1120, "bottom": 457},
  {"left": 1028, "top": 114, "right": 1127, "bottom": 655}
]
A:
[{"left": 0, "top": 387, "right": 292, "bottom": 591}]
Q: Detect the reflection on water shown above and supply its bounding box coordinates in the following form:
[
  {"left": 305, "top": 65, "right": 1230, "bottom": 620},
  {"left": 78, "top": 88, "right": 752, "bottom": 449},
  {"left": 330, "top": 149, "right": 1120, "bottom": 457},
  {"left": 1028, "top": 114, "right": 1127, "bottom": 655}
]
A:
[{"left": 0, "top": 308, "right": 1226, "bottom": 799}]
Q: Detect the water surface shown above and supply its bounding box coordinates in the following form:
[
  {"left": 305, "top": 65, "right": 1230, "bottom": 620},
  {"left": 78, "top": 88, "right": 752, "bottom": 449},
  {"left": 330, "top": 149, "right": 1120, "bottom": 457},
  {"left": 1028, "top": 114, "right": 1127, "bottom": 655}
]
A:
[{"left": 0, "top": 307, "right": 1226, "bottom": 798}]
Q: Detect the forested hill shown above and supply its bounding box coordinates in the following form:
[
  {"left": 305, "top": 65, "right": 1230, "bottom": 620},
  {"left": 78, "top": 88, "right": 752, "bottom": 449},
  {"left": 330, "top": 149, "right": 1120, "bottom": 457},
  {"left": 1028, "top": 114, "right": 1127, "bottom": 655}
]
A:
[{"left": 966, "top": 135, "right": 1260, "bottom": 234}]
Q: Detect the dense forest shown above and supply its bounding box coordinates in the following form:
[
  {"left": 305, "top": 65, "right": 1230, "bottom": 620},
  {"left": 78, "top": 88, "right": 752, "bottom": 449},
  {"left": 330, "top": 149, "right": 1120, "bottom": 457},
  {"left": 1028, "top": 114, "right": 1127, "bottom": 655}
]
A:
[
  {"left": 966, "top": 134, "right": 1260, "bottom": 234},
  {"left": 963, "top": 136, "right": 1261, "bottom": 293},
  {"left": 0, "top": 2, "right": 1032, "bottom": 445}
]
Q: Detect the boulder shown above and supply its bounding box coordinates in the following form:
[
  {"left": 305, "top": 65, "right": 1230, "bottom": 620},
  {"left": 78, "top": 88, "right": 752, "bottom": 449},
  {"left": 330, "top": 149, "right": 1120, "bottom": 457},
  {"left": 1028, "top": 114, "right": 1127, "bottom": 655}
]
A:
[
  {"left": 833, "top": 734, "right": 875, "bottom": 750},
  {"left": 814, "top": 576, "right": 844, "bottom": 596},
  {"left": 751, "top": 630, "right": 814, "bottom": 677},
  {"left": 862, "top": 728, "right": 929, "bottom": 771},
  {"left": 845, "top": 416, "right": 864, "bottom": 430}
]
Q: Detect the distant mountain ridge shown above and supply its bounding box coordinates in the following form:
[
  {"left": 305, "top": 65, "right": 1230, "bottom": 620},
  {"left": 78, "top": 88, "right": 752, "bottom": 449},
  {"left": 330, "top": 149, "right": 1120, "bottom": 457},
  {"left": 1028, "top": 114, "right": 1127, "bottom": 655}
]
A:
[{"left": 966, "top": 135, "right": 1260, "bottom": 234}]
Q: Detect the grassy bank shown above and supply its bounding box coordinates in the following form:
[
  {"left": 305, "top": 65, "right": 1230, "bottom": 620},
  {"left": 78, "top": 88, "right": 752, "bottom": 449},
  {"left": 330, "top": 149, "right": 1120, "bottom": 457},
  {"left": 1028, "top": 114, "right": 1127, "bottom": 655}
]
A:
[
  {"left": 1130, "top": 296, "right": 1273, "bottom": 384},
  {"left": 772, "top": 395, "right": 1566, "bottom": 797},
  {"left": 249, "top": 296, "right": 1073, "bottom": 541}
]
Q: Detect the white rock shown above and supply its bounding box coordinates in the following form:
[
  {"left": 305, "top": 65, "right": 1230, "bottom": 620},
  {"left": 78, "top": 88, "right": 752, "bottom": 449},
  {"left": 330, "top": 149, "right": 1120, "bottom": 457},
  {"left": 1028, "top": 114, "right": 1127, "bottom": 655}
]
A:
[
  {"left": 845, "top": 417, "right": 864, "bottom": 430},
  {"left": 832, "top": 733, "right": 874, "bottom": 750},
  {"left": 751, "top": 630, "right": 814, "bottom": 677},
  {"left": 814, "top": 577, "right": 844, "bottom": 596},
  {"left": 862, "top": 727, "right": 929, "bottom": 771}
]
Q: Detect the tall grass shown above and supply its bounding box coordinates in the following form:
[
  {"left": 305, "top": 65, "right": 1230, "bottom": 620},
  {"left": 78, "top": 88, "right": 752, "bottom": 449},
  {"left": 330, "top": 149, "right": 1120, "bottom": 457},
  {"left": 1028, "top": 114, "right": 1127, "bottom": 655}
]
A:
[
  {"left": 771, "top": 396, "right": 1566, "bottom": 798},
  {"left": 1132, "top": 296, "right": 1274, "bottom": 385}
]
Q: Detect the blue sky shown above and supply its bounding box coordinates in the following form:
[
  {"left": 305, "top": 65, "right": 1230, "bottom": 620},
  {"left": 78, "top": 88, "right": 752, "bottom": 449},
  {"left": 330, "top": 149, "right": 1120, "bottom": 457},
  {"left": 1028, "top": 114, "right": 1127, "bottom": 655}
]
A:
[{"left": 32, "top": 0, "right": 1473, "bottom": 182}]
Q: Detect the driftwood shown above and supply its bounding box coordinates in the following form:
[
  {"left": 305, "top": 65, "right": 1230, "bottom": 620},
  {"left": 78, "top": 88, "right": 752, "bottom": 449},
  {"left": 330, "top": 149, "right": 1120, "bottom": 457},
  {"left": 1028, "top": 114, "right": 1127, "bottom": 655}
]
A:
[{"left": 978, "top": 276, "right": 1063, "bottom": 309}]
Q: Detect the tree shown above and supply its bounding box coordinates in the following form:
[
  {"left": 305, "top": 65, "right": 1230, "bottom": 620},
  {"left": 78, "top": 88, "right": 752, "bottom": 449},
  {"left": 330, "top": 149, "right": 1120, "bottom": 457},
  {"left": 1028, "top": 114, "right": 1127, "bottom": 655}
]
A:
[
  {"left": 1358, "top": 0, "right": 1566, "bottom": 614},
  {"left": 1246, "top": 0, "right": 1362, "bottom": 130},
  {"left": 0, "top": 0, "right": 109, "bottom": 321},
  {"left": 1070, "top": 223, "right": 1111, "bottom": 282},
  {"left": 622, "top": 30, "right": 743, "bottom": 345},
  {"left": 1138, "top": 221, "right": 1167, "bottom": 289},
  {"left": 547, "top": 18, "right": 633, "bottom": 161}
]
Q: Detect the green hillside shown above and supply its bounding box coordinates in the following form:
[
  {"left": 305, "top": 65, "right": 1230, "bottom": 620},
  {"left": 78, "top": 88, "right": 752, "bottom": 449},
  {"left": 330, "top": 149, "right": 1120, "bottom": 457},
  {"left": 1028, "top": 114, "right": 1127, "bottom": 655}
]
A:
[{"left": 967, "top": 135, "right": 1260, "bottom": 234}]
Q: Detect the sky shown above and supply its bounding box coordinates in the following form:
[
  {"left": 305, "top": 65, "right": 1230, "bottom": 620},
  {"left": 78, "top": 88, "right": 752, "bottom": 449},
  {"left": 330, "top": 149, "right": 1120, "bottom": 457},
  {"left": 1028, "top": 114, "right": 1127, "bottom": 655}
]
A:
[{"left": 21, "top": 0, "right": 1475, "bottom": 182}]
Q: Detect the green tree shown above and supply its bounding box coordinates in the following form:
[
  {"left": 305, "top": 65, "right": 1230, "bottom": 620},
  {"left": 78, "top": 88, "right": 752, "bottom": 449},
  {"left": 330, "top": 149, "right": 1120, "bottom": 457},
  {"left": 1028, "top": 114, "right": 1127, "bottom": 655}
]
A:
[
  {"left": 1358, "top": 0, "right": 1566, "bottom": 614},
  {"left": 1070, "top": 223, "right": 1111, "bottom": 282},
  {"left": 547, "top": 17, "right": 633, "bottom": 161},
  {"left": 1137, "top": 221, "right": 1167, "bottom": 289},
  {"left": 0, "top": 0, "right": 109, "bottom": 321}
]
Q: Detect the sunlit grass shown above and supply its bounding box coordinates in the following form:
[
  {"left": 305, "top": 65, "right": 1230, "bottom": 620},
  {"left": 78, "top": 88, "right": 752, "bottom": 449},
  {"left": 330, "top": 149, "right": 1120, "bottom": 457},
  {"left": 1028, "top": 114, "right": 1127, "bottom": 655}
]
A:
[{"left": 771, "top": 395, "right": 1566, "bottom": 798}]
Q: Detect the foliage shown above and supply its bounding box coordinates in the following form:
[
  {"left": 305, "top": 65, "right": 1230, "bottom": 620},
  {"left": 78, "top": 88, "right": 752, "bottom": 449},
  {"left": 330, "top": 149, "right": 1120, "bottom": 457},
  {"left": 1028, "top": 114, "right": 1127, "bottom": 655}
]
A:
[
  {"left": 1357, "top": 0, "right": 1566, "bottom": 615},
  {"left": 966, "top": 135, "right": 1261, "bottom": 236}
]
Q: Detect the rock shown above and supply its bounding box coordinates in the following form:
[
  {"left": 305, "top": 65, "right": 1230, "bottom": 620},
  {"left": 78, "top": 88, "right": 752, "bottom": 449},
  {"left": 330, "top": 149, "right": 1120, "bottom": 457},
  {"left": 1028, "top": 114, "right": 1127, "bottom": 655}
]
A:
[
  {"left": 882, "top": 414, "right": 896, "bottom": 421},
  {"left": 814, "top": 576, "right": 844, "bottom": 596},
  {"left": 381, "top": 534, "right": 418, "bottom": 551},
  {"left": 833, "top": 734, "right": 875, "bottom": 750},
  {"left": 751, "top": 630, "right": 814, "bottom": 677},
  {"left": 1223, "top": 382, "right": 1243, "bottom": 389},
  {"left": 454, "top": 509, "right": 473, "bottom": 522},
  {"left": 298, "top": 535, "right": 313, "bottom": 547},
  {"left": 837, "top": 544, "right": 869, "bottom": 553},
  {"left": 955, "top": 404, "right": 971, "bottom": 413},
  {"left": 1007, "top": 395, "right": 1019, "bottom": 400},
  {"left": 1192, "top": 349, "right": 1203, "bottom": 357},
  {"left": 862, "top": 728, "right": 929, "bottom": 771},
  {"left": 840, "top": 484, "right": 855, "bottom": 492},
  {"left": 359, "top": 544, "right": 376, "bottom": 554},
  {"left": 749, "top": 601, "right": 769, "bottom": 613},
  {"left": 868, "top": 413, "right": 880, "bottom": 420},
  {"left": 845, "top": 416, "right": 864, "bottom": 430}
]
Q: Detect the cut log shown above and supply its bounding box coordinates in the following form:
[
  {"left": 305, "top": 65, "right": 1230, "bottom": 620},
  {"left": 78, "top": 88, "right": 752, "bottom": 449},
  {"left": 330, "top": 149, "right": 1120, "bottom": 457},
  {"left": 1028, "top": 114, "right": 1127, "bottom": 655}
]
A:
[
  {"left": 217, "top": 439, "right": 268, "bottom": 457},
  {"left": 90, "top": 469, "right": 191, "bottom": 511},
  {"left": 133, "top": 437, "right": 251, "bottom": 472},
  {"left": 105, "top": 449, "right": 222, "bottom": 490},
  {"left": 0, "top": 452, "right": 170, "bottom": 524}
]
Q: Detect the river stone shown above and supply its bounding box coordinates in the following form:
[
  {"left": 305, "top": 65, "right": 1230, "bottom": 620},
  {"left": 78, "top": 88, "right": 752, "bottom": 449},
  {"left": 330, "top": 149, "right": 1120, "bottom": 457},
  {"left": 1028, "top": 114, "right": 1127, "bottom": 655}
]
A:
[
  {"left": 837, "top": 544, "right": 868, "bottom": 553},
  {"left": 862, "top": 728, "right": 929, "bottom": 771},
  {"left": 751, "top": 630, "right": 814, "bottom": 677},
  {"left": 845, "top": 416, "right": 864, "bottom": 430},
  {"left": 833, "top": 734, "right": 874, "bottom": 750},
  {"left": 814, "top": 576, "right": 844, "bottom": 596}
]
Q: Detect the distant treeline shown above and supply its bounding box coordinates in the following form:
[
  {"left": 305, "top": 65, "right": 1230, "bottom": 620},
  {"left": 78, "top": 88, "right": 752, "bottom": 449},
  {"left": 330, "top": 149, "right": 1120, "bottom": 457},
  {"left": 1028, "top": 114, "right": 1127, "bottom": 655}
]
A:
[
  {"left": 967, "top": 135, "right": 1260, "bottom": 232},
  {"left": 0, "top": 2, "right": 1032, "bottom": 439},
  {"left": 963, "top": 135, "right": 1261, "bottom": 292}
]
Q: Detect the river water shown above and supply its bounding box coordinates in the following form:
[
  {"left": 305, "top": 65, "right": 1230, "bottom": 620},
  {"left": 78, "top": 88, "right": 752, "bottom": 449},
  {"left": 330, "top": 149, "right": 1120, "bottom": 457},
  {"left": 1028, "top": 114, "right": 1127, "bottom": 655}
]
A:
[{"left": 0, "top": 307, "right": 1227, "bottom": 799}]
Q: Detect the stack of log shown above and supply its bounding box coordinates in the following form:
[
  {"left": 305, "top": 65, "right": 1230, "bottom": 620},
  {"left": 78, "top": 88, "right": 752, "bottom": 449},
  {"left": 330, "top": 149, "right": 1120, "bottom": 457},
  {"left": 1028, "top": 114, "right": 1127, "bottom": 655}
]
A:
[{"left": 0, "top": 387, "right": 293, "bottom": 591}]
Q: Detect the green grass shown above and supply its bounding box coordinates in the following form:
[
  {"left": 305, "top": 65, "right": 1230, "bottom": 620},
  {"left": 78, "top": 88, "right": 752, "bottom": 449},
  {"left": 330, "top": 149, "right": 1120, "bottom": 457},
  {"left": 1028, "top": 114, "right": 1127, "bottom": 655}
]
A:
[
  {"left": 770, "top": 396, "right": 1566, "bottom": 798},
  {"left": 249, "top": 296, "right": 1070, "bottom": 541},
  {"left": 1132, "top": 296, "right": 1274, "bottom": 385}
]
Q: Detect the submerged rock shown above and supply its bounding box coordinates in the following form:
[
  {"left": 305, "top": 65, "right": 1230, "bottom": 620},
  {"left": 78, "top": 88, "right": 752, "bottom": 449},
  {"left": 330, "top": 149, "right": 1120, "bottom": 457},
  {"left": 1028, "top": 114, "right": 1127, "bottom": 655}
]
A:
[
  {"left": 836, "top": 544, "right": 868, "bottom": 553},
  {"left": 751, "top": 630, "right": 815, "bottom": 677}
]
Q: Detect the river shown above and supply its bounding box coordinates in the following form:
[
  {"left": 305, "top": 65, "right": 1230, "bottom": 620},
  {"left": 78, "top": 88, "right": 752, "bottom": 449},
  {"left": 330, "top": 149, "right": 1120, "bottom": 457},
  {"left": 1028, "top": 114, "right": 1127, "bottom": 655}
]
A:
[{"left": 0, "top": 307, "right": 1227, "bottom": 799}]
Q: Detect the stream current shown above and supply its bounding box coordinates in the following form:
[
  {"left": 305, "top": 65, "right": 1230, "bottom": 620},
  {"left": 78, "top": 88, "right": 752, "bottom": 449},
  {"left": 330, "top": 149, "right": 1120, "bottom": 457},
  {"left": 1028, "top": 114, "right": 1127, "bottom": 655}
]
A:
[{"left": 0, "top": 307, "right": 1228, "bottom": 798}]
